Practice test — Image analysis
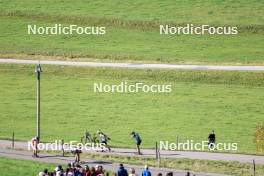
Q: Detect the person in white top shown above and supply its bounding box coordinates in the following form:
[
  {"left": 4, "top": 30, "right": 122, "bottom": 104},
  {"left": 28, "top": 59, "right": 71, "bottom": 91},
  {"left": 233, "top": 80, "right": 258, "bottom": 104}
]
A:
[
  {"left": 97, "top": 130, "right": 111, "bottom": 151},
  {"left": 129, "top": 168, "right": 137, "bottom": 176}
]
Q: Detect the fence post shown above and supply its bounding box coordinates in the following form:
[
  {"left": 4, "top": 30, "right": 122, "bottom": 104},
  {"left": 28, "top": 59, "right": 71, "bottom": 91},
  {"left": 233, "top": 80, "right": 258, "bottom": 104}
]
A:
[
  {"left": 85, "top": 129, "right": 88, "bottom": 144},
  {"left": 61, "top": 139, "right": 65, "bottom": 157},
  {"left": 12, "top": 132, "right": 14, "bottom": 149},
  {"left": 155, "top": 141, "right": 158, "bottom": 159},
  {"left": 253, "top": 159, "right": 256, "bottom": 176},
  {"left": 158, "top": 142, "right": 161, "bottom": 165},
  {"left": 176, "top": 135, "right": 179, "bottom": 151}
]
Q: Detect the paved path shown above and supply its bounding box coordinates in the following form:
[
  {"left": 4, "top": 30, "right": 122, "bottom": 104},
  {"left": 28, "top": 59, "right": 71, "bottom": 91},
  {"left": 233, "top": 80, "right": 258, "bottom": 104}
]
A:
[
  {"left": 0, "top": 148, "right": 226, "bottom": 176},
  {"left": 0, "top": 58, "right": 264, "bottom": 71},
  {"left": 1, "top": 140, "right": 263, "bottom": 164}
]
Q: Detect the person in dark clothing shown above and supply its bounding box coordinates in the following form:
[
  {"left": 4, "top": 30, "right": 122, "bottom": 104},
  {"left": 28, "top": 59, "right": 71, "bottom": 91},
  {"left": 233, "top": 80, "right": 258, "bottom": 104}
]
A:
[
  {"left": 166, "top": 172, "right": 173, "bottom": 176},
  {"left": 208, "top": 130, "right": 216, "bottom": 149},
  {"left": 74, "top": 145, "right": 82, "bottom": 163},
  {"left": 130, "top": 131, "right": 142, "bottom": 155},
  {"left": 117, "top": 164, "right": 128, "bottom": 176},
  {"left": 74, "top": 164, "right": 83, "bottom": 176},
  {"left": 90, "top": 167, "right": 97, "bottom": 176}
]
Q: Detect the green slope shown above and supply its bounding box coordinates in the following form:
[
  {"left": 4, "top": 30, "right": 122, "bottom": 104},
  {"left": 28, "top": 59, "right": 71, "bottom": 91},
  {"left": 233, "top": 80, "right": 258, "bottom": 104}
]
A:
[
  {"left": 0, "top": 0, "right": 263, "bottom": 64},
  {"left": 0, "top": 63, "right": 263, "bottom": 153}
]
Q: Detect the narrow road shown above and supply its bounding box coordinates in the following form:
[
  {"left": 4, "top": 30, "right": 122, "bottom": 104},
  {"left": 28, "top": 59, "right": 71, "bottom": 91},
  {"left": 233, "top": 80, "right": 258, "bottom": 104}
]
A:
[
  {"left": 1, "top": 140, "right": 263, "bottom": 164},
  {"left": 0, "top": 58, "right": 264, "bottom": 71},
  {"left": 0, "top": 148, "right": 225, "bottom": 176}
]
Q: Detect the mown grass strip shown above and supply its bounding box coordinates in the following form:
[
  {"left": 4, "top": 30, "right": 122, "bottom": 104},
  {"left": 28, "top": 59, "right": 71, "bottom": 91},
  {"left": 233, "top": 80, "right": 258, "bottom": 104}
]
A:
[
  {"left": 1, "top": 63, "right": 264, "bottom": 87},
  {"left": 0, "top": 10, "right": 263, "bottom": 34}
]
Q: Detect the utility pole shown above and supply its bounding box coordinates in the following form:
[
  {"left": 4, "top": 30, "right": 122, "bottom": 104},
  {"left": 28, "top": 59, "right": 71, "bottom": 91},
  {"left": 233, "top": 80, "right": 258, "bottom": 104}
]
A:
[
  {"left": 35, "top": 64, "right": 42, "bottom": 141},
  {"left": 253, "top": 159, "right": 256, "bottom": 176}
]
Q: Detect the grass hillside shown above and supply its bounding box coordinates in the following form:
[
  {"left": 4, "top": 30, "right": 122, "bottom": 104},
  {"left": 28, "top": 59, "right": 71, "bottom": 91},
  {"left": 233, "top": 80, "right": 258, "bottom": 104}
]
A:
[
  {"left": 0, "top": 0, "right": 263, "bottom": 64},
  {"left": 1, "top": 0, "right": 263, "bottom": 25},
  {"left": 0, "top": 156, "right": 65, "bottom": 176},
  {"left": 1, "top": 155, "right": 264, "bottom": 176},
  {"left": 0, "top": 63, "right": 264, "bottom": 153}
]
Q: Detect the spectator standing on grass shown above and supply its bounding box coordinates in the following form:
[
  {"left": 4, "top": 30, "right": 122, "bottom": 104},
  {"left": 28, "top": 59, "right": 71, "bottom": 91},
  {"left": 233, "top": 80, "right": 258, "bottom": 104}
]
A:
[
  {"left": 129, "top": 168, "right": 137, "bottom": 176},
  {"left": 130, "top": 131, "right": 142, "bottom": 155},
  {"left": 83, "top": 165, "right": 91, "bottom": 176},
  {"left": 66, "top": 168, "right": 74, "bottom": 176},
  {"left": 166, "top": 172, "right": 173, "bottom": 176},
  {"left": 117, "top": 164, "right": 128, "bottom": 176},
  {"left": 95, "top": 165, "right": 105, "bottom": 176},
  {"left": 208, "top": 130, "right": 216, "bottom": 149},
  {"left": 73, "top": 164, "right": 83, "bottom": 176},
  {"left": 67, "top": 163, "right": 72, "bottom": 170},
  {"left": 90, "top": 167, "right": 97, "bottom": 176},
  {"left": 38, "top": 168, "right": 48, "bottom": 176},
  {"left": 55, "top": 165, "right": 64, "bottom": 176},
  {"left": 141, "top": 165, "right": 151, "bottom": 176},
  {"left": 185, "top": 172, "right": 190, "bottom": 176}
]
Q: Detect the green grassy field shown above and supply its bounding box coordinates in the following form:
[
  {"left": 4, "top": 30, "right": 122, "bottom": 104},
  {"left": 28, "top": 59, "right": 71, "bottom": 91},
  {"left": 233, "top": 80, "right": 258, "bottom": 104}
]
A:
[
  {"left": 1, "top": 0, "right": 263, "bottom": 24},
  {"left": 1, "top": 153, "right": 264, "bottom": 176},
  {"left": 0, "top": 156, "right": 64, "bottom": 176},
  {"left": 0, "top": 63, "right": 264, "bottom": 153},
  {"left": 0, "top": 0, "right": 263, "bottom": 64},
  {"left": 82, "top": 152, "right": 264, "bottom": 176}
]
